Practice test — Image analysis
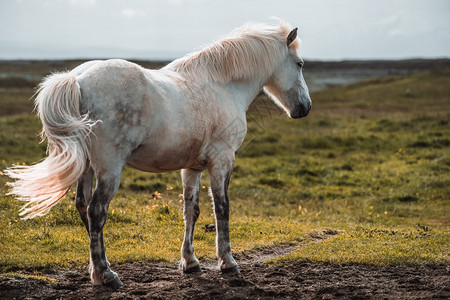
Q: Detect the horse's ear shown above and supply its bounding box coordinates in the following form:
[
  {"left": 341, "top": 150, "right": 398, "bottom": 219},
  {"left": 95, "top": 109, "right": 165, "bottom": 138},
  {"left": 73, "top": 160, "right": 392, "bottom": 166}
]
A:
[{"left": 287, "top": 28, "right": 298, "bottom": 47}]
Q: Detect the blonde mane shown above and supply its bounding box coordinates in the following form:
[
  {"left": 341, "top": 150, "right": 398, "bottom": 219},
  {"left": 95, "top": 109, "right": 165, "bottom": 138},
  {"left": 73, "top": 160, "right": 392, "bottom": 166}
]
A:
[{"left": 165, "top": 22, "right": 297, "bottom": 84}]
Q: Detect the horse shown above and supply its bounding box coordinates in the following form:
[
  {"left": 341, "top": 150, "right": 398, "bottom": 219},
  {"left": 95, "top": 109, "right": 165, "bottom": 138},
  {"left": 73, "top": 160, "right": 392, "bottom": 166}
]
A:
[{"left": 4, "top": 21, "right": 311, "bottom": 287}]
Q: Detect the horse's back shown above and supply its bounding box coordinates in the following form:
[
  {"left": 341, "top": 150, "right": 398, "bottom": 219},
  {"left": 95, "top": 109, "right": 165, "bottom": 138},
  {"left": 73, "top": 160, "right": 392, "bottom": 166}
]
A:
[
  {"left": 71, "top": 59, "right": 203, "bottom": 172},
  {"left": 70, "top": 59, "right": 244, "bottom": 173}
]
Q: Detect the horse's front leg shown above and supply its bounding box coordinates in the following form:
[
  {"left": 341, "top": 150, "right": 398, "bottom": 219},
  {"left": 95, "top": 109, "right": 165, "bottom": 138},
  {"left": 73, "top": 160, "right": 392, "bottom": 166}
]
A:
[
  {"left": 208, "top": 155, "right": 240, "bottom": 273},
  {"left": 87, "top": 173, "right": 123, "bottom": 287},
  {"left": 180, "top": 168, "right": 202, "bottom": 273}
]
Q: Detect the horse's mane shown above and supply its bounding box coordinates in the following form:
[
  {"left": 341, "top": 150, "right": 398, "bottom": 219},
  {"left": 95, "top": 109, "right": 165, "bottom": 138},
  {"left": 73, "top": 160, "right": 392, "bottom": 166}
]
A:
[{"left": 164, "top": 22, "right": 298, "bottom": 84}]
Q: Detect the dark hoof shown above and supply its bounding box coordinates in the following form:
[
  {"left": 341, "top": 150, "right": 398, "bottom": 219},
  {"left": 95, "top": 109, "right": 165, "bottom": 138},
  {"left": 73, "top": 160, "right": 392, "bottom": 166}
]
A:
[
  {"left": 221, "top": 266, "right": 240, "bottom": 274},
  {"left": 104, "top": 276, "right": 123, "bottom": 288},
  {"left": 183, "top": 265, "right": 203, "bottom": 274}
]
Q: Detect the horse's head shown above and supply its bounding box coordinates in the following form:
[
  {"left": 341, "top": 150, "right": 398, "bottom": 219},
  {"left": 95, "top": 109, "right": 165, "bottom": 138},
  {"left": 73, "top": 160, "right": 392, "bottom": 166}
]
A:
[{"left": 264, "top": 28, "right": 312, "bottom": 119}]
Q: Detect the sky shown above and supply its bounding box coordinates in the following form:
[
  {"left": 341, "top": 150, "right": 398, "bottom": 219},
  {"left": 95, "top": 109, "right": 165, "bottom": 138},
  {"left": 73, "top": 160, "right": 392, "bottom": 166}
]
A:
[{"left": 0, "top": 0, "right": 449, "bottom": 61}]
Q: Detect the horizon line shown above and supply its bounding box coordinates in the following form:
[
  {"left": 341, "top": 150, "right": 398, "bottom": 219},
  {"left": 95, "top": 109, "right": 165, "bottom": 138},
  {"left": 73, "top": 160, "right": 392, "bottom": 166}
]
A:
[{"left": 1, "top": 56, "right": 450, "bottom": 63}]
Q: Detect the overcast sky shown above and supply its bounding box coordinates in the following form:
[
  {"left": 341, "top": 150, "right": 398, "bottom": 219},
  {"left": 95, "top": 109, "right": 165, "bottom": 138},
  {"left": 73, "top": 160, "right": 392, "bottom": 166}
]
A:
[{"left": 1, "top": 0, "right": 449, "bottom": 60}]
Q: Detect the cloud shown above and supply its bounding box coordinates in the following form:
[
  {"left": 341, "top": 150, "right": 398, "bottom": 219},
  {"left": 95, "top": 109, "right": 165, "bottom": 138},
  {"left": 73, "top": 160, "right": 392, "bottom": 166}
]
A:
[
  {"left": 69, "top": 0, "right": 97, "bottom": 6},
  {"left": 121, "top": 8, "right": 147, "bottom": 18},
  {"left": 167, "top": 0, "right": 186, "bottom": 5}
]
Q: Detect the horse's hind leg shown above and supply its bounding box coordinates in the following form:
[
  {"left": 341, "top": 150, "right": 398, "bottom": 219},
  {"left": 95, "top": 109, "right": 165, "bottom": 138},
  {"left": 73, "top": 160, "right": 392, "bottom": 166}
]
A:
[
  {"left": 208, "top": 155, "right": 240, "bottom": 274},
  {"left": 75, "top": 167, "right": 94, "bottom": 234},
  {"left": 180, "top": 168, "right": 202, "bottom": 273},
  {"left": 87, "top": 171, "right": 122, "bottom": 287},
  {"left": 76, "top": 168, "right": 111, "bottom": 268}
]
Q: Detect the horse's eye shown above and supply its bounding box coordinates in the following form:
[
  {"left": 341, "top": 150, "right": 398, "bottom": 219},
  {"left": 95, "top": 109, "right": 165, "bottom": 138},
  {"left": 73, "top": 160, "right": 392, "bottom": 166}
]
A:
[{"left": 296, "top": 62, "right": 304, "bottom": 68}]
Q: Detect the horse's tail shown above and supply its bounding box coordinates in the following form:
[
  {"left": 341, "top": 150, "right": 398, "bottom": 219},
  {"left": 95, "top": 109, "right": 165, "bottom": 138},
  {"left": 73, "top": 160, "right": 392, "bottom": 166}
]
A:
[{"left": 4, "top": 73, "right": 99, "bottom": 219}]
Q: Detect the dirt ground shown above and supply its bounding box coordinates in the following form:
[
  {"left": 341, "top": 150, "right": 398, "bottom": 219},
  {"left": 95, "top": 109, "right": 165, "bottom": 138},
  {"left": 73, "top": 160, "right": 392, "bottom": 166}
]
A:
[{"left": 1, "top": 244, "right": 449, "bottom": 300}]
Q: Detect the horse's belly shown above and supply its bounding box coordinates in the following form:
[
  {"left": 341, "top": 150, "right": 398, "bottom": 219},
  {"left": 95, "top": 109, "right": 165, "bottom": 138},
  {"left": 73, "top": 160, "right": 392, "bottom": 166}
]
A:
[{"left": 126, "top": 142, "right": 206, "bottom": 173}]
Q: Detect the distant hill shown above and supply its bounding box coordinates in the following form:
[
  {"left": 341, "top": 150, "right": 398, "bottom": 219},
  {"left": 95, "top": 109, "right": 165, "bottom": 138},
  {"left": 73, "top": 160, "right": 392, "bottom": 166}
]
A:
[{"left": 0, "top": 59, "right": 449, "bottom": 92}]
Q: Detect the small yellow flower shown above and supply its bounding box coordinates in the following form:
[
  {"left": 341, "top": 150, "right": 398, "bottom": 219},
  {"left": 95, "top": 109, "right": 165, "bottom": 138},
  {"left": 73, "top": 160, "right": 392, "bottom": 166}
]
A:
[
  {"left": 298, "top": 204, "right": 302, "bottom": 211},
  {"left": 394, "top": 148, "right": 404, "bottom": 156},
  {"left": 384, "top": 211, "right": 388, "bottom": 215}
]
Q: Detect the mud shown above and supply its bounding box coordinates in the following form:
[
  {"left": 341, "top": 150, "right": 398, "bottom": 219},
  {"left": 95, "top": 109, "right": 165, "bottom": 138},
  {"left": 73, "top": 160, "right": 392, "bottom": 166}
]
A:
[{"left": 1, "top": 245, "right": 449, "bottom": 300}]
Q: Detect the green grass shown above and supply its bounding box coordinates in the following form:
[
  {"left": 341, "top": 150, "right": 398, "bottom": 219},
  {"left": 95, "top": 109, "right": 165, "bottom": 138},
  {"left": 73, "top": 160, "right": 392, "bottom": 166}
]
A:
[
  {"left": 0, "top": 70, "right": 449, "bottom": 272},
  {"left": 273, "top": 226, "right": 449, "bottom": 266},
  {"left": 0, "top": 272, "right": 57, "bottom": 284}
]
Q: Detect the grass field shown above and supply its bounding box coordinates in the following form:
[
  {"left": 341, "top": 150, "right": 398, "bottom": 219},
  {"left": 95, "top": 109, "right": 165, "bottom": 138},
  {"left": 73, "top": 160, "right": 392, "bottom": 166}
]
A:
[{"left": 0, "top": 68, "right": 449, "bottom": 272}]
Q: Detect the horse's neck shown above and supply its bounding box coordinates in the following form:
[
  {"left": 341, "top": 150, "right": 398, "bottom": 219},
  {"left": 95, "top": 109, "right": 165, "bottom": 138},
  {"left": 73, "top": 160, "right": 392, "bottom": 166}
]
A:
[
  {"left": 224, "top": 77, "right": 268, "bottom": 111},
  {"left": 158, "top": 68, "right": 268, "bottom": 112}
]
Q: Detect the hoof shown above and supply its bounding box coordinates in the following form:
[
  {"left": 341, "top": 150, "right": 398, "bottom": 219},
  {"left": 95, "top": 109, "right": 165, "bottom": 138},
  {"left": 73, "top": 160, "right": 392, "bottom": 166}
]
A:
[
  {"left": 104, "top": 276, "right": 123, "bottom": 288},
  {"left": 103, "top": 270, "right": 123, "bottom": 288},
  {"left": 183, "top": 264, "right": 203, "bottom": 274},
  {"left": 221, "top": 265, "right": 240, "bottom": 274}
]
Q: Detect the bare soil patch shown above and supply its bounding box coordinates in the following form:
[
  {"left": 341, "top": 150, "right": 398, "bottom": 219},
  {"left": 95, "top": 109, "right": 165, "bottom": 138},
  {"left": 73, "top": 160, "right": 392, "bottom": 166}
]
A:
[{"left": 1, "top": 243, "right": 448, "bottom": 300}]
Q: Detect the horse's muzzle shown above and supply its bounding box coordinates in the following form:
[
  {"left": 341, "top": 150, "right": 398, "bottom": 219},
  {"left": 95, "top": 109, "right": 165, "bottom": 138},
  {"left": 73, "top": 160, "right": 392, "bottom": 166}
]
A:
[{"left": 290, "top": 101, "right": 311, "bottom": 119}]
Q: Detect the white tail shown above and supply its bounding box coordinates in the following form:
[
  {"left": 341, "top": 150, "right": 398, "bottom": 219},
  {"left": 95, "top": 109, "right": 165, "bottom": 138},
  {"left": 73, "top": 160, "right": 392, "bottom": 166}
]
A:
[{"left": 4, "top": 73, "right": 99, "bottom": 219}]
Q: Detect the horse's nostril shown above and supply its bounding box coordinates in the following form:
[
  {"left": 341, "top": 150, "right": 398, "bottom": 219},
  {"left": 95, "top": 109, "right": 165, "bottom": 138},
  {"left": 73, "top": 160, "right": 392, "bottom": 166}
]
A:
[
  {"left": 302, "top": 106, "right": 309, "bottom": 117},
  {"left": 290, "top": 102, "right": 310, "bottom": 119},
  {"left": 300, "top": 101, "right": 311, "bottom": 117}
]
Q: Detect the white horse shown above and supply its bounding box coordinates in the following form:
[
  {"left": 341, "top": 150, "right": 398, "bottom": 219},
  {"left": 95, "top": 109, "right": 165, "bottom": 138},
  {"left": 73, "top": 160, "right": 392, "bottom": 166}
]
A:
[{"left": 5, "top": 21, "right": 311, "bottom": 287}]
